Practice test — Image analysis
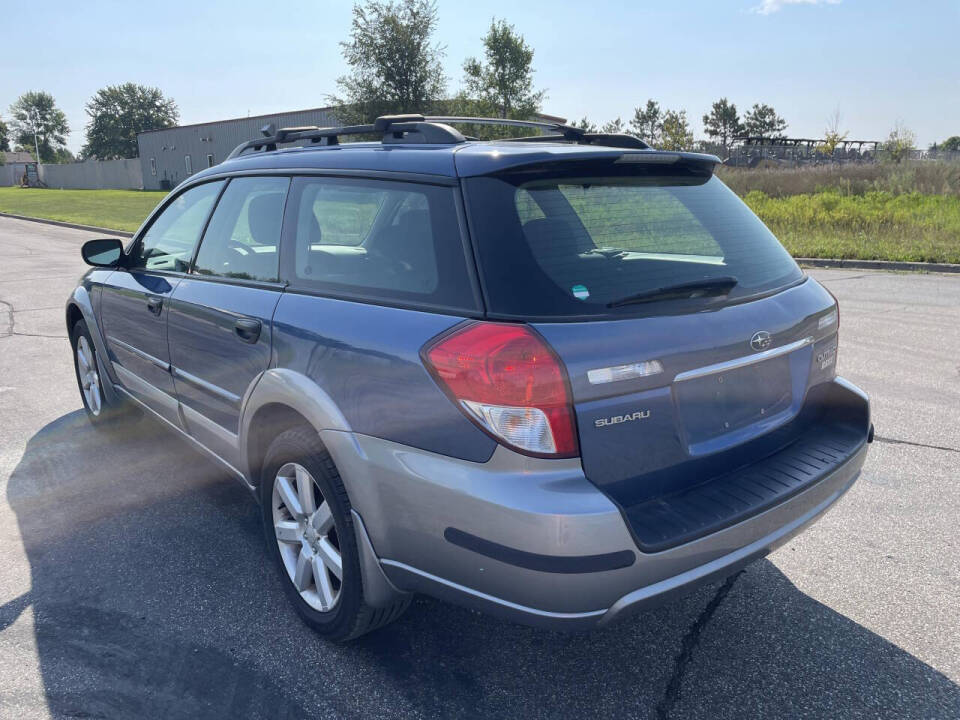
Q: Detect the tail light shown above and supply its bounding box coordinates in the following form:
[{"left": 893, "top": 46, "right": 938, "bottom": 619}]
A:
[{"left": 422, "top": 322, "right": 579, "bottom": 458}]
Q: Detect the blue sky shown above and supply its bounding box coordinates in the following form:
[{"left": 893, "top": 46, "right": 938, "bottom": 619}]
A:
[{"left": 3, "top": 0, "right": 958, "bottom": 154}]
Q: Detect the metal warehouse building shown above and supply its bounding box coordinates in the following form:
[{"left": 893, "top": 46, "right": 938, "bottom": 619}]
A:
[
  {"left": 136, "top": 107, "right": 568, "bottom": 191},
  {"left": 136, "top": 106, "right": 340, "bottom": 190}
]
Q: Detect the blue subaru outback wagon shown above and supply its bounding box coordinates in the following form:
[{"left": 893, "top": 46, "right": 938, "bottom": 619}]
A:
[{"left": 67, "top": 115, "right": 872, "bottom": 641}]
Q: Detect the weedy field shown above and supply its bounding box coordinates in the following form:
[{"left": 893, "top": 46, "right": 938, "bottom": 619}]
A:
[{"left": 0, "top": 187, "right": 167, "bottom": 232}]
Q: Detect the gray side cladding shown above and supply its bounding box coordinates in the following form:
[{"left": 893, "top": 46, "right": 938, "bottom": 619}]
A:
[{"left": 271, "top": 292, "right": 497, "bottom": 463}]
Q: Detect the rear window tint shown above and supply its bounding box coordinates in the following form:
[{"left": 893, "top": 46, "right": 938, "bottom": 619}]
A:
[
  {"left": 464, "top": 167, "right": 802, "bottom": 318},
  {"left": 281, "top": 176, "right": 477, "bottom": 312}
]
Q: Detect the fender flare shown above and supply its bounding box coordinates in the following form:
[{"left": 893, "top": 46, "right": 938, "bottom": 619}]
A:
[
  {"left": 66, "top": 286, "right": 121, "bottom": 404},
  {"left": 239, "top": 367, "right": 352, "bottom": 480}
]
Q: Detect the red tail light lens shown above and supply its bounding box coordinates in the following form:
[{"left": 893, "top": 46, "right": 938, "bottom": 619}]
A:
[{"left": 423, "top": 322, "right": 579, "bottom": 458}]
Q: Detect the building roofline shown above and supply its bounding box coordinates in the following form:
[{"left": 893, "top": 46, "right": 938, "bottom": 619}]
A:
[{"left": 138, "top": 105, "right": 338, "bottom": 135}]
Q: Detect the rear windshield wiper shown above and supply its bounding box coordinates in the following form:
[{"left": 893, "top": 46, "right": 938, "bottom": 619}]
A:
[{"left": 606, "top": 276, "right": 739, "bottom": 308}]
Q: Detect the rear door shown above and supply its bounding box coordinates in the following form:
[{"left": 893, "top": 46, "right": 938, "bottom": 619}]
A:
[
  {"left": 99, "top": 180, "right": 224, "bottom": 425},
  {"left": 166, "top": 176, "right": 289, "bottom": 465}
]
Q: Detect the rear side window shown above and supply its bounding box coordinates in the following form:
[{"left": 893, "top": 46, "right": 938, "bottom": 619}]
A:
[
  {"left": 281, "top": 176, "right": 477, "bottom": 311},
  {"left": 192, "top": 176, "right": 288, "bottom": 282},
  {"left": 129, "top": 181, "right": 224, "bottom": 272},
  {"left": 464, "top": 167, "right": 802, "bottom": 318}
]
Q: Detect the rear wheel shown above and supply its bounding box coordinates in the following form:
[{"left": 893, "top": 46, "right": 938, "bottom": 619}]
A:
[
  {"left": 260, "top": 426, "right": 410, "bottom": 641},
  {"left": 70, "top": 319, "right": 136, "bottom": 428}
]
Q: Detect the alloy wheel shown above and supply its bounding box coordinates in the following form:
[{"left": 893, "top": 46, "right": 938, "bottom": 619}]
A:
[
  {"left": 76, "top": 335, "right": 102, "bottom": 416},
  {"left": 272, "top": 462, "right": 343, "bottom": 612}
]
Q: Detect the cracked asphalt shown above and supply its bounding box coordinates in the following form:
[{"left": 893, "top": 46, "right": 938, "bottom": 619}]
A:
[{"left": 0, "top": 216, "right": 958, "bottom": 719}]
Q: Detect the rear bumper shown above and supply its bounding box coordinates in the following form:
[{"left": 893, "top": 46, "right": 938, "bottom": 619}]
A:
[{"left": 324, "top": 377, "right": 870, "bottom": 630}]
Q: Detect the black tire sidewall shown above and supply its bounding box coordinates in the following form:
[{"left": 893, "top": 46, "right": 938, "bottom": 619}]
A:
[{"left": 260, "top": 428, "right": 363, "bottom": 638}]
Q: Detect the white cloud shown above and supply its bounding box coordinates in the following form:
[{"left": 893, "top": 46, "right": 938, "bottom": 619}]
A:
[{"left": 752, "top": 0, "right": 841, "bottom": 15}]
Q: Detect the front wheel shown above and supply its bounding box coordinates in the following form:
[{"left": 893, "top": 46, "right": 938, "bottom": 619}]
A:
[
  {"left": 260, "top": 426, "right": 410, "bottom": 641},
  {"left": 70, "top": 319, "right": 136, "bottom": 428}
]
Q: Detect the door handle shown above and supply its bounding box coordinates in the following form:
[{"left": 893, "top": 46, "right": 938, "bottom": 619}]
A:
[
  {"left": 234, "top": 318, "right": 262, "bottom": 344},
  {"left": 146, "top": 296, "right": 163, "bottom": 316}
]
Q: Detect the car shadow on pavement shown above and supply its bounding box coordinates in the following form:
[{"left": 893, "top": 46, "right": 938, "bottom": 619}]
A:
[{"left": 6, "top": 411, "right": 960, "bottom": 720}]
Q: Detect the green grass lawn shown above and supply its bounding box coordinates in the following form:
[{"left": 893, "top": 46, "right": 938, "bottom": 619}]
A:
[{"left": 0, "top": 187, "right": 167, "bottom": 232}]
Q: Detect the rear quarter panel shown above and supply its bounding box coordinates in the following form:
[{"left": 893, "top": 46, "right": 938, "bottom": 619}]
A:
[{"left": 271, "top": 293, "right": 497, "bottom": 462}]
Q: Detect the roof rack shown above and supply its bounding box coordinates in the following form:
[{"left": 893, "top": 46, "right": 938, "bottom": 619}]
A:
[
  {"left": 226, "top": 113, "right": 650, "bottom": 160},
  {"left": 225, "top": 114, "right": 467, "bottom": 159},
  {"left": 425, "top": 117, "right": 650, "bottom": 149}
]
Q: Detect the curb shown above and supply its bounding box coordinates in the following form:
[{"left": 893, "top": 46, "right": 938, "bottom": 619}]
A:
[
  {"left": 797, "top": 257, "right": 960, "bottom": 274},
  {"left": 0, "top": 212, "right": 133, "bottom": 238}
]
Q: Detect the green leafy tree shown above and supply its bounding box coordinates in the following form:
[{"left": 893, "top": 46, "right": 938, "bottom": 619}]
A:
[
  {"left": 629, "top": 100, "right": 662, "bottom": 145},
  {"left": 601, "top": 117, "right": 625, "bottom": 134},
  {"left": 8, "top": 91, "right": 70, "bottom": 162},
  {"left": 0, "top": 115, "right": 10, "bottom": 152},
  {"left": 82, "top": 83, "right": 179, "bottom": 159},
  {"left": 743, "top": 103, "right": 787, "bottom": 138},
  {"left": 660, "top": 109, "right": 694, "bottom": 150},
  {"left": 330, "top": 0, "right": 447, "bottom": 125},
  {"left": 462, "top": 18, "right": 544, "bottom": 120},
  {"left": 570, "top": 116, "right": 597, "bottom": 133},
  {"left": 702, "top": 98, "right": 743, "bottom": 149},
  {"left": 937, "top": 136, "right": 960, "bottom": 152},
  {"left": 882, "top": 122, "right": 916, "bottom": 163}
]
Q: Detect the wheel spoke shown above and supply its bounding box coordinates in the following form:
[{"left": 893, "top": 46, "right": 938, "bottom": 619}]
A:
[
  {"left": 312, "top": 502, "right": 334, "bottom": 535},
  {"left": 275, "top": 475, "right": 303, "bottom": 518},
  {"left": 295, "top": 466, "right": 317, "bottom": 515},
  {"left": 77, "top": 348, "right": 90, "bottom": 373},
  {"left": 89, "top": 383, "right": 101, "bottom": 414},
  {"left": 312, "top": 555, "right": 335, "bottom": 609},
  {"left": 293, "top": 545, "right": 314, "bottom": 591},
  {"left": 275, "top": 520, "right": 300, "bottom": 544},
  {"left": 315, "top": 537, "right": 342, "bottom": 580}
]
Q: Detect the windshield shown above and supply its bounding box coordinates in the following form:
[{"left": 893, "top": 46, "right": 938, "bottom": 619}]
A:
[{"left": 463, "top": 165, "right": 802, "bottom": 318}]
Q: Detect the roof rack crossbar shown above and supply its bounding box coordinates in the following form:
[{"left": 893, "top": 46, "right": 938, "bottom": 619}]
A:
[
  {"left": 424, "top": 115, "right": 587, "bottom": 141},
  {"left": 226, "top": 115, "right": 467, "bottom": 159}
]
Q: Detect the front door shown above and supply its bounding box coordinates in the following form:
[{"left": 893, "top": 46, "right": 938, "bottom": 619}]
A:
[
  {"left": 166, "top": 176, "right": 289, "bottom": 465},
  {"left": 99, "top": 181, "right": 224, "bottom": 425}
]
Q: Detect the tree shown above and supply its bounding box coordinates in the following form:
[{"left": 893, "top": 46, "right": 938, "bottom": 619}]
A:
[
  {"left": 601, "top": 117, "right": 625, "bottom": 134},
  {"left": 702, "top": 98, "right": 743, "bottom": 149},
  {"left": 570, "top": 116, "right": 597, "bottom": 133},
  {"left": 82, "top": 83, "right": 178, "bottom": 160},
  {"left": 938, "top": 136, "right": 960, "bottom": 152},
  {"left": 882, "top": 122, "right": 916, "bottom": 163},
  {"left": 630, "top": 100, "right": 662, "bottom": 145},
  {"left": 821, "top": 107, "right": 848, "bottom": 156},
  {"left": 8, "top": 91, "right": 70, "bottom": 163},
  {"left": 330, "top": 0, "right": 447, "bottom": 125},
  {"left": 0, "top": 115, "right": 9, "bottom": 152},
  {"left": 660, "top": 109, "right": 694, "bottom": 150},
  {"left": 462, "top": 19, "right": 544, "bottom": 120},
  {"left": 742, "top": 103, "right": 787, "bottom": 138}
]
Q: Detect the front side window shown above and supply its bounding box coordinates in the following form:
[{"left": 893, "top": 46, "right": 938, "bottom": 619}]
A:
[
  {"left": 282, "top": 176, "right": 476, "bottom": 310},
  {"left": 128, "top": 181, "right": 224, "bottom": 272},
  {"left": 192, "top": 176, "right": 288, "bottom": 282},
  {"left": 464, "top": 166, "right": 802, "bottom": 318}
]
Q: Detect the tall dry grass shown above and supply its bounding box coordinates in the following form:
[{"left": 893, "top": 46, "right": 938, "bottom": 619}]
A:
[{"left": 717, "top": 161, "right": 960, "bottom": 199}]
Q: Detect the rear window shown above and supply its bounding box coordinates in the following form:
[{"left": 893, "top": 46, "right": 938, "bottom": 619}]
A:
[{"left": 464, "top": 166, "right": 802, "bottom": 318}]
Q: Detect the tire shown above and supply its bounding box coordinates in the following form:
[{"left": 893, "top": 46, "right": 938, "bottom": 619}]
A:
[
  {"left": 70, "top": 319, "right": 137, "bottom": 429},
  {"left": 260, "top": 426, "right": 410, "bottom": 642}
]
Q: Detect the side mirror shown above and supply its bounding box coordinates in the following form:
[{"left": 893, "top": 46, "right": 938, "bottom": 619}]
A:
[{"left": 81, "top": 238, "right": 124, "bottom": 268}]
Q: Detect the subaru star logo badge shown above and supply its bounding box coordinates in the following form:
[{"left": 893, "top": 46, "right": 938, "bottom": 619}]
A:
[{"left": 750, "top": 331, "right": 772, "bottom": 351}]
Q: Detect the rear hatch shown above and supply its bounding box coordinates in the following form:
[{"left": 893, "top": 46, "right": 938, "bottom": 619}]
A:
[{"left": 462, "top": 155, "right": 851, "bottom": 544}]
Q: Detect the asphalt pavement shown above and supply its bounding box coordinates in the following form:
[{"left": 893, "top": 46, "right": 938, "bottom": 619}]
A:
[{"left": 0, "top": 216, "right": 957, "bottom": 719}]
